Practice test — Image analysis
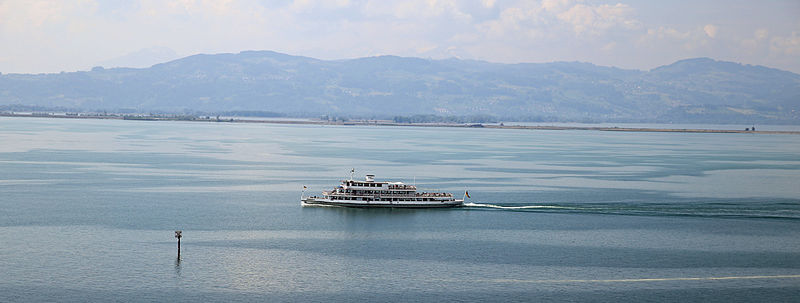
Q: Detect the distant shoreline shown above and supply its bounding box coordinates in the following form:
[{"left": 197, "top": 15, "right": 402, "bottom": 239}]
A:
[{"left": 2, "top": 112, "right": 799, "bottom": 135}]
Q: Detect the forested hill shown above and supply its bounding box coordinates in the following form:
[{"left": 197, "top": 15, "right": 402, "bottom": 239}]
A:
[{"left": 1, "top": 51, "right": 798, "bottom": 123}]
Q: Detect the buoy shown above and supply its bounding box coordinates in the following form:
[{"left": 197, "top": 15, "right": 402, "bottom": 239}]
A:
[{"left": 175, "top": 230, "right": 182, "bottom": 257}]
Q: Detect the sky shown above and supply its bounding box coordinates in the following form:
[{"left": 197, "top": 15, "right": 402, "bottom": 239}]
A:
[{"left": 0, "top": 0, "right": 798, "bottom": 74}]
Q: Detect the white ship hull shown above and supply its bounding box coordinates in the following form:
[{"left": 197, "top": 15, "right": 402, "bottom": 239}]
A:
[{"left": 302, "top": 197, "right": 464, "bottom": 208}]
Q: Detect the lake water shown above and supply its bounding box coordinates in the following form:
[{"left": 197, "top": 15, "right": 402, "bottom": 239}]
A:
[{"left": 1, "top": 117, "right": 799, "bottom": 302}]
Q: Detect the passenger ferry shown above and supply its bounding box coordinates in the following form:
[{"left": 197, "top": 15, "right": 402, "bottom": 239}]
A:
[{"left": 302, "top": 173, "right": 465, "bottom": 208}]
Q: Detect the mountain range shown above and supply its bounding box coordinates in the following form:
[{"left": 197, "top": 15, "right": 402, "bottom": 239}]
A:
[{"left": 1, "top": 50, "right": 798, "bottom": 124}]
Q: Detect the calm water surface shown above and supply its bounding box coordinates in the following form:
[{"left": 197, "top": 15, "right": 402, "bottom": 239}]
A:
[{"left": 1, "top": 117, "right": 799, "bottom": 302}]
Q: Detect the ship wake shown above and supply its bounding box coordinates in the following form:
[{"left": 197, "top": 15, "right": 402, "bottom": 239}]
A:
[
  {"left": 461, "top": 201, "right": 800, "bottom": 220},
  {"left": 463, "top": 202, "right": 572, "bottom": 210}
]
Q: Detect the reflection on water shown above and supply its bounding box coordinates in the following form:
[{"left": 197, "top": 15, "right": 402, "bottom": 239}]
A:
[
  {"left": 302, "top": 205, "right": 455, "bottom": 233},
  {"left": 174, "top": 255, "right": 182, "bottom": 277}
]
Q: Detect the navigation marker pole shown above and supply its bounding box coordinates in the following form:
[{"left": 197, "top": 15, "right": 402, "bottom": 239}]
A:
[{"left": 175, "top": 230, "right": 182, "bottom": 258}]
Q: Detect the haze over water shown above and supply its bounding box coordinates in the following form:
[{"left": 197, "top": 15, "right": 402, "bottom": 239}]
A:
[{"left": 1, "top": 117, "right": 799, "bottom": 302}]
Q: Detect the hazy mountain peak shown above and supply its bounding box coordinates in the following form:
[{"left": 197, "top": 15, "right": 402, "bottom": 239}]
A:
[
  {"left": 650, "top": 57, "right": 799, "bottom": 79},
  {"left": 98, "top": 47, "right": 180, "bottom": 69}
]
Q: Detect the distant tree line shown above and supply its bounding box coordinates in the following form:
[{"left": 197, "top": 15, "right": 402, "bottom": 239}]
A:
[
  {"left": 203, "top": 110, "right": 284, "bottom": 117},
  {"left": 319, "top": 115, "right": 349, "bottom": 122},
  {"left": 392, "top": 114, "right": 497, "bottom": 124},
  {"left": 0, "top": 104, "right": 79, "bottom": 112}
]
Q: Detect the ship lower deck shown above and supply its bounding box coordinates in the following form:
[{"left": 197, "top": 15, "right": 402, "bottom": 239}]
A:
[{"left": 302, "top": 198, "right": 463, "bottom": 208}]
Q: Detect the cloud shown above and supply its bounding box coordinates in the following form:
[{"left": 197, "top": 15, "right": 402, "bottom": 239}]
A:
[
  {"left": 541, "top": 0, "right": 572, "bottom": 12},
  {"left": 0, "top": 0, "right": 90, "bottom": 30},
  {"left": 703, "top": 24, "right": 718, "bottom": 38},
  {"left": 754, "top": 29, "right": 769, "bottom": 40},
  {"left": 639, "top": 25, "right": 726, "bottom": 52},
  {"left": 770, "top": 32, "right": 800, "bottom": 56},
  {"left": 475, "top": 0, "right": 640, "bottom": 44},
  {"left": 556, "top": 3, "right": 639, "bottom": 35},
  {"left": 601, "top": 41, "right": 617, "bottom": 52},
  {"left": 740, "top": 29, "right": 770, "bottom": 52},
  {"left": 361, "top": 0, "right": 471, "bottom": 20},
  {"left": 476, "top": 4, "right": 543, "bottom": 38}
]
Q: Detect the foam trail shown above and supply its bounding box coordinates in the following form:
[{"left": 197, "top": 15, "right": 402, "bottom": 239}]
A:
[{"left": 464, "top": 202, "right": 570, "bottom": 210}]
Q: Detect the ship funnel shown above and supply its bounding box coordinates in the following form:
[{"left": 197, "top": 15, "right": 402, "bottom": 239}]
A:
[{"left": 365, "top": 174, "right": 375, "bottom": 182}]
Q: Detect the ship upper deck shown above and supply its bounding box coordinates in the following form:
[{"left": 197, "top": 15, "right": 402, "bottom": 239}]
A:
[{"left": 341, "top": 178, "right": 416, "bottom": 191}]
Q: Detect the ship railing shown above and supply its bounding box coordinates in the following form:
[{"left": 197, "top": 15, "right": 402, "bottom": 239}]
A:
[
  {"left": 387, "top": 185, "right": 417, "bottom": 190},
  {"left": 416, "top": 192, "right": 453, "bottom": 197}
]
